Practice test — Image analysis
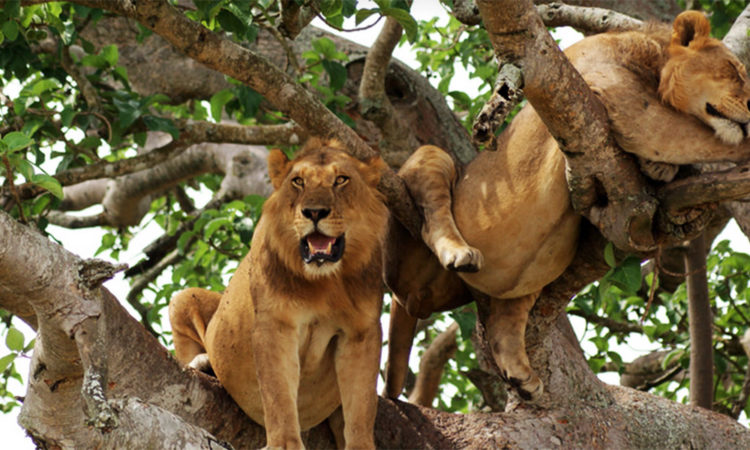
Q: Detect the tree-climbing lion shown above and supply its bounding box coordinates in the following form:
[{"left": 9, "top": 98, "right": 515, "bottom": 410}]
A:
[
  {"left": 384, "top": 11, "right": 750, "bottom": 402},
  {"left": 169, "top": 139, "right": 388, "bottom": 449}
]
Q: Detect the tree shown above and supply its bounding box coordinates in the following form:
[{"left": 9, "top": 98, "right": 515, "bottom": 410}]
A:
[{"left": 1, "top": 0, "right": 750, "bottom": 447}]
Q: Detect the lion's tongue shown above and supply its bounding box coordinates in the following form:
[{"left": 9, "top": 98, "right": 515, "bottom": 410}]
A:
[{"left": 307, "top": 233, "right": 336, "bottom": 255}]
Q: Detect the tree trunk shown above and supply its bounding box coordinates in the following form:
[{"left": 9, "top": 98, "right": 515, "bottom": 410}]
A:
[{"left": 685, "top": 234, "right": 714, "bottom": 409}]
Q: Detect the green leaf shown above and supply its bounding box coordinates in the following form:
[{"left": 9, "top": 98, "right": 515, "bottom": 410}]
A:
[
  {"left": 14, "top": 157, "right": 34, "bottom": 180},
  {"left": 450, "top": 309, "right": 476, "bottom": 340},
  {"left": 319, "top": 0, "right": 343, "bottom": 16},
  {"left": 382, "top": 7, "right": 417, "bottom": 42},
  {"left": 342, "top": 0, "right": 357, "bottom": 17},
  {"left": 113, "top": 96, "right": 142, "bottom": 129},
  {"left": 101, "top": 44, "right": 119, "bottom": 66},
  {"left": 234, "top": 86, "right": 262, "bottom": 117},
  {"left": 194, "top": 0, "right": 224, "bottom": 21},
  {"left": 0, "top": 353, "right": 15, "bottom": 373},
  {"left": 217, "top": 9, "right": 245, "bottom": 35},
  {"left": 30, "top": 78, "right": 61, "bottom": 96},
  {"left": 204, "top": 217, "right": 232, "bottom": 239},
  {"left": 662, "top": 348, "right": 684, "bottom": 370},
  {"left": 142, "top": 115, "right": 180, "bottom": 139},
  {"left": 4, "top": 0, "right": 20, "bottom": 18},
  {"left": 5, "top": 327, "right": 24, "bottom": 352},
  {"left": 209, "top": 89, "right": 234, "bottom": 121},
  {"left": 1, "top": 131, "right": 33, "bottom": 153},
  {"left": 604, "top": 242, "right": 616, "bottom": 268},
  {"left": 355, "top": 8, "right": 379, "bottom": 25},
  {"left": 321, "top": 60, "right": 347, "bottom": 91},
  {"left": 31, "top": 174, "right": 64, "bottom": 199},
  {"left": 312, "top": 37, "right": 337, "bottom": 60},
  {"left": 177, "top": 231, "right": 196, "bottom": 254},
  {"left": 2, "top": 20, "right": 18, "bottom": 42}
]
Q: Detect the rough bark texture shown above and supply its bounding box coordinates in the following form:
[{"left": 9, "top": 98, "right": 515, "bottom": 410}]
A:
[{"left": 685, "top": 234, "right": 714, "bottom": 410}]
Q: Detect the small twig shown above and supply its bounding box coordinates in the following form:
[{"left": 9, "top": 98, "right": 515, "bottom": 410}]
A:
[
  {"left": 568, "top": 308, "right": 643, "bottom": 334},
  {"left": 314, "top": 11, "right": 383, "bottom": 33},
  {"left": 260, "top": 22, "right": 301, "bottom": 74},
  {"left": 641, "top": 248, "right": 662, "bottom": 324}
]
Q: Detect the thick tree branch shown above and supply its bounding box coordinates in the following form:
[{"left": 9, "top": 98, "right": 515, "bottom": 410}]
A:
[
  {"left": 476, "top": 0, "right": 656, "bottom": 252},
  {"left": 685, "top": 234, "right": 713, "bottom": 410},
  {"left": 536, "top": 3, "right": 643, "bottom": 33},
  {"left": 359, "top": 16, "right": 420, "bottom": 167},
  {"left": 534, "top": 0, "right": 681, "bottom": 22},
  {"left": 658, "top": 162, "right": 750, "bottom": 213},
  {"left": 454, "top": 2, "right": 646, "bottom": 32},
  {"left": 70, "top": 0, "right": 421, "bottom": 236}
]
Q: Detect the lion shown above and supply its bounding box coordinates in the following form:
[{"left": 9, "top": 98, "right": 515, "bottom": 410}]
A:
[
  {"left": 169, "top": 138, "right": 389, "bottom": 449},
  {"left": 384, "top": 11, "right": 750, "bottom": 402}
]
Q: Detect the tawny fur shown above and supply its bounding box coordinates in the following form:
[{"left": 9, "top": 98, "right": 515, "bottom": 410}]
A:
[
  {"left": 385, "top": 11, "right": 750, "bottom": 403},
  {"left": 170, "top": 139, "right": 388, "bottom": 449}
]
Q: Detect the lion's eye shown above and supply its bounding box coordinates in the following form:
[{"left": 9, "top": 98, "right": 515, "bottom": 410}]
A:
[
  {"left": 334, "top": 175, "right": 349, "bottom": 187},
  {"left": 292, "top": 177, "right": 304, "bottom": 188}
]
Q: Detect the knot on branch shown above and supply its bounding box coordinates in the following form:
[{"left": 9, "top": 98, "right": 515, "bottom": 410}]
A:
[
  {"left": 472, "top": 64, "right": 524, "bottom": 148},
  {"left": 77, "top": 259, "right": 128, "bottom": 290}
]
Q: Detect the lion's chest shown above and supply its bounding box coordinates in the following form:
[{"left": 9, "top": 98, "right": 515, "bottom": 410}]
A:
[{"left": 296, "top": 318, "right": 339, "bottom": 376}]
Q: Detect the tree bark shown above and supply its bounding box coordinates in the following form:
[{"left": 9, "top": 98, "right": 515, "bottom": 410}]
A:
[{"left": 685, "top": 234, "right": 714, "bottom": 410}]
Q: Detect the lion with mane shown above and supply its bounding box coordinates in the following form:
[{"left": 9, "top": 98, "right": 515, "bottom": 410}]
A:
[
  {"left": 169, "top": 138, "right": 388, "bottom": 449},
  {"left": 384, "top": 11, "right": 750, "bottom": 403}
]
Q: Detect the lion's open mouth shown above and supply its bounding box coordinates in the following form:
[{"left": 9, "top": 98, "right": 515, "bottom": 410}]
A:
[{"left": 300, "top": 232, "right": 345, "bottom": 265}]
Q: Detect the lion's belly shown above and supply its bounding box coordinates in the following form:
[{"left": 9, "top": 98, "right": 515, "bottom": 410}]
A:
[{"left": 452, "top": 111, "right": 580, "bottom": 298}]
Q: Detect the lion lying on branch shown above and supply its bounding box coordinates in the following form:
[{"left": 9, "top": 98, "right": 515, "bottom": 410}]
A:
[
  {"left": 385, "top": 11, "right": 750, "bottom": 402},
  {"left": 169, "top": 139, "right": 388, "bottom": 448}
]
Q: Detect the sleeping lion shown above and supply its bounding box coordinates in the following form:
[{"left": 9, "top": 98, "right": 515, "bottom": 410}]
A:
[
  {"left": 384, "top": 11, "right": 750, "bottom": 402},
  {"left": 169, "top": 139, "right": 388, "bottom": 448}
]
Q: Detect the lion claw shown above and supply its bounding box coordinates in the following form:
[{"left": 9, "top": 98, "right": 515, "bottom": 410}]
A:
[{"left": 439, "top": 245, "right": 484, "bottom": 273}]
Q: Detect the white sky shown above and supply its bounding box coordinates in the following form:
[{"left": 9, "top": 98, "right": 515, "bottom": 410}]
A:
[{"left": 2, "top": 1, "right": 750, "bottom": 447}]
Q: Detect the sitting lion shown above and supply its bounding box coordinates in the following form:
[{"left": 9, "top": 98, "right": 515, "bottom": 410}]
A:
[
  {"left": 169, "top": 138, "right": 388, "bottom": 448},
  {"left": 384, "top": 11, "right": 750, "bottom": 402}
]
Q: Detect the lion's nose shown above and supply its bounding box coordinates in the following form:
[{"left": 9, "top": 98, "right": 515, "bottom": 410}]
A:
[{"left": 302, "top": 208, "right": 330, "bottom": 223}]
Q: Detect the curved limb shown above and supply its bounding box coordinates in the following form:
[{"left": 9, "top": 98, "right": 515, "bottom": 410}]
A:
[
  {"left": 399, "top": 145, "right": 483, "bottom": 272},
  {"left": 485, "top": 293, "right": 543, "bottom": 402},
  {"left": 383, "top": 297, "right": 418, "bottom": 399},
  {"left": 168, "top": 287, "right": 221, "bottom": 367}
]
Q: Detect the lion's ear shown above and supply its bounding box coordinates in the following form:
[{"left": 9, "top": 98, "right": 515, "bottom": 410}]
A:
[
  {"left": 358, "top": 156, "right": 388, "bottom": 188},
  {"left": 267, "top": 149, "right": 291, "bottom": 190},
  {"left": 670, "top": 11, "right": 711, "bottom": 48}
]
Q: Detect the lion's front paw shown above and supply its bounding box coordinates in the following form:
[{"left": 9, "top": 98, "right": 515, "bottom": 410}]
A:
[
  {"left": 638, "top": 157, "right": 679, "bottom": 182},
  {"left": 504, "top": 372, "right": 544, "bottom": 403},
  {"left": 435, "top": 240, "right": 484, "bottom": 272}
]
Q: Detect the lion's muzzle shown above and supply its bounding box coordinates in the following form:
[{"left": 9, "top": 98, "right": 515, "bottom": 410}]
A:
[{"left": 300, "top": 232, "right": 345, "bottom": 265}]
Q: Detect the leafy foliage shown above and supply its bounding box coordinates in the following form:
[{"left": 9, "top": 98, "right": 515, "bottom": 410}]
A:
[{"left": 570, "top": 239, "right": 750, "bottom": 419}]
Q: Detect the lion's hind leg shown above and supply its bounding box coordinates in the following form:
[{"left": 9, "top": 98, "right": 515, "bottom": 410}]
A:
[
  {"left": 168, "top": 287, "right": 222, "bottom": 372},
  {"left": 482, "top": 293, "right": 543, "bottom": 402},
  {"left": 399, "top": 145, "right": 483, "bottom": 272}
]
